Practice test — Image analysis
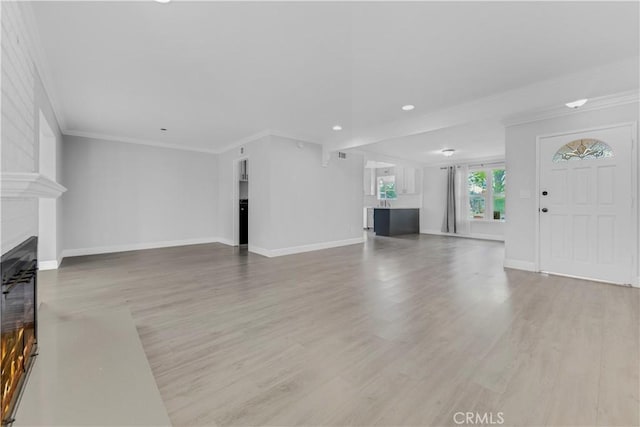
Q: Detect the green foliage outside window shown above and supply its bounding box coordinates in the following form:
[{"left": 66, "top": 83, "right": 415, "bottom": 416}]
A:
[
  {"left": 468, "top": 168, "right": 506, "bottom": 220},
  {"left": 378, "top": 176, "right": 397, "bottom": 200},
  {"left": 468, "top": 171, "right": 486, "bottom": 218},
  {"left": 492, "top": 169, "right": 506, "bottom": 220}
]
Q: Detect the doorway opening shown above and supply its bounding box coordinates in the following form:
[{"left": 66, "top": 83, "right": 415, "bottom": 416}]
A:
[{"left": 238, "top": 159, "right": 248, "bottom": 246}]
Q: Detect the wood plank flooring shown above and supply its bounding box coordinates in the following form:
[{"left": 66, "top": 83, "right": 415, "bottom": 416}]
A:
[{"left": 38, "top": 234, "right": 640, "bottom": 426}]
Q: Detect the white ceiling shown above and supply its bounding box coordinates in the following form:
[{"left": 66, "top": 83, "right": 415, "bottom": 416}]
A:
[
  {"left": 33, "top": 1, "right": 639, "bottom": 155},
  {"left": 362, "top": 119, "right": 506, "bottom": 165}
]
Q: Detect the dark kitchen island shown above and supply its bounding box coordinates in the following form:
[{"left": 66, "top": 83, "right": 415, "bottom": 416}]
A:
[{"left": 373, "top": 208, "right": 420, "bottom": 236}]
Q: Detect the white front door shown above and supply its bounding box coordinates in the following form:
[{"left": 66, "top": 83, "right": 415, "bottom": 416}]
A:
[{"left": 538, "top": 124, "right": 635, "bottom": 284}]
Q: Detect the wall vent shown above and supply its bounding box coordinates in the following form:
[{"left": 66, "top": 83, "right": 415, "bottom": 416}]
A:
[{"left": 338, "top": 152, "right": 347, "bottom": 159}]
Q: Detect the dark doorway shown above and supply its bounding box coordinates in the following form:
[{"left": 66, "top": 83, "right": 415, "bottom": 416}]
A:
[
  {"left": 239, "top": 199, "right": 248, "bottom": 245},
  {"left": 238, "top": 159, "right": 248, "bottom": 246}
]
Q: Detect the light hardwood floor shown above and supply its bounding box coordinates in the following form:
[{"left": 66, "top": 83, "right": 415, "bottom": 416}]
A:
[{"left": 39, "top": 234, "right": 639, "bottom": 426}]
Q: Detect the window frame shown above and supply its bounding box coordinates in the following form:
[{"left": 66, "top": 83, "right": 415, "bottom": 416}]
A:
[
  {"left": 377, "top": 175, "right": 397, "bottom": 200},
  {"left": 468, "top": 165, "right": 506, "bottom": 222}
]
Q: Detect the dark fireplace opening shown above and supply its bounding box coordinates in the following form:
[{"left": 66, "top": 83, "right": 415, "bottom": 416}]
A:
[{"left": 1, "top": 237, "right": 37, "bottom": 425}]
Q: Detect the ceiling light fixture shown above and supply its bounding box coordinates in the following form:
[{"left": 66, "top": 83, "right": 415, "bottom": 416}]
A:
[
  {"left": 565, "top": 98, "right": 588, "bottom": 109},
  {"left": 332, "top": 125, "right": 343, "bottom": 131},
  {"left": 441, "top": 149, "right": 456, "bottom": 157},
  {"left": 154, "top": 0, "right": 171, "bottom": 3},
  {"left": 401, "top": 104, "right": 415, "bottom": 111}
]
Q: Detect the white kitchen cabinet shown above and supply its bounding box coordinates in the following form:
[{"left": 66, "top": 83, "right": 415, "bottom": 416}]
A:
[
  {"left": 393, "top": 166, "right": 417, "bottom": 194},
  {"left": 396, "top": 167, "right": 405, "bottom": 193},
  {"left": 364, "top": 168, "right": 375, "bottom": 195},
  {"left": 366, "top": 165, "right": 419, "bottom": 195},
  {"left": 404, "top": 167, "right": 416, "bottom": 194}
]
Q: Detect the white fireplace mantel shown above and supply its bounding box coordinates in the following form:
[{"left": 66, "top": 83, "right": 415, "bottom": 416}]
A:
[{"left": 1, "top": 173, "right": 67, "bottom": 199}]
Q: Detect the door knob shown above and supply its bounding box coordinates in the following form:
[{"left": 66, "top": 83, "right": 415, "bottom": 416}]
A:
[
  {"left": 542, "top": 191, "right": 548, "bottom": 196},
  {"left": 541, "top": 208, "right": 548, "bottom": 213}
]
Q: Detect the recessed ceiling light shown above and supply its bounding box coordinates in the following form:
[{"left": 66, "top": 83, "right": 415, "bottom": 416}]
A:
[
  {"left": 154, "top": 0, "right": 171, "bottom": 3},
  {"left": 401, "top": 104, "right": 415, "bottom": 111},
  {"left": 332, "top": 125, "right": 342, "bottom": 131},
  {"left": 441, "top": 149, "right": 456, "bottom": 157},
  {"left": 565, "top": 99, "right": 588, "bottom": 109}
]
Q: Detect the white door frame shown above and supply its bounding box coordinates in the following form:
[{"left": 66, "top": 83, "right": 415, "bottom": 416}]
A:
[
  {"left": 535, "top": 121, "right": 638, "bottom": 285},
  {"left": 232, "top": 156, "right": 249, "bottom": 246}
]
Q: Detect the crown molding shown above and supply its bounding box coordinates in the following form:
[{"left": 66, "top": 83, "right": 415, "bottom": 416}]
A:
[
  {"left": 502, "top": 90, "right": 639, "bottom": 127},
  {"left": 267, "top": 129, "right": 319, "bottom": 145},
  {"left": 63, "top": 129, "right": 284, "bottom": 155},
  {"left": 63, "top": 128, "right": 321, "bottom": 156},
  {"left": 64, "top": 129, "right": 286, "bottom": 155},
  {"left": 215, "top": 129, "right": 320, "bottom": 154},
  {"left": 214, "top": 130, "right": 274, "bottom": 154},
  {"left": 1, "top": 173, "right": 67, "bottom": 199},
  {"left": 63, "top": 130, "right": 218, "bottom": 154}
]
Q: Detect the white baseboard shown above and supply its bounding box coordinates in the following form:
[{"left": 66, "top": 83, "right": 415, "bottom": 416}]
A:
[
  {"left": 420, "top": 229, "right": 505, "bottom": 242},
  {"left": 217, "top": 237, "right": 235, "bottom": 247},
  {"left": 54, "top": 236, "right": 363, "bottom": 261},
  {"left": 38, "top": 251, "right": 66, "bottom": 270},
  {"left": 38, "top": 260, "right": 59, "bottom": 270},
  {"left": 62, "top": 237, "right": 220, "bottom": 258},
  {"left": 248, "top": 245, "right": 271, "bottom": 257},
  {"left": 503, "top": 258, "right": 537, "bottom": 272},
  {"left": 503, "top": 262, "right": 640, "bottom": 286},
  {"left": 249, "top": 237, "right": 365, "bottom": 258}
]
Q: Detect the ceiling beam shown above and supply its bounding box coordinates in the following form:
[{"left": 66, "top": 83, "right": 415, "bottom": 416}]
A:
[{"left": 321, "top": 57, "right": 639, "bottom": 155}]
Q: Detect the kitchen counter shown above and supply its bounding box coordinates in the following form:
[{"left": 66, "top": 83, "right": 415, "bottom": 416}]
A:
[{"left": 373, "top": 208, "right": 420, "bottom": 236}]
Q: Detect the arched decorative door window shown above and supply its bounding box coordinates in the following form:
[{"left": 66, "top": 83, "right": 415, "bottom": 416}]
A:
[{"left": 552, "top": 138, "right": 613, "bottom": 162}]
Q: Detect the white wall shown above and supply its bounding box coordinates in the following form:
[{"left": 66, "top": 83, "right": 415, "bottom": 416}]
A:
[
  {"left": 504, "top": 102, "right": 639, "bottom": 273},
  {"left": 469, "top": 220, "right": 504, "bottom": 238},
  {"left": 61, "top": 132, "right": 363, "bottom": 258},
  {"left": 37, "top": 112, "right": 57, "bottom": 265},
  {"left": 36, "top": 73, "right": 65, "bottom": 266},
  {"left": 421, "top": 165, "right": 505, "bottom": 240},
  {"left": 421, "top": 166, "right": 448, "bottom": 232},
  {"left": 217, "top": 135, "right": 364, "bottom": 256},
  {"left": 217, "top": 135, "right": 272, "bottom": 248},
  {"left": 62, "top": 135, "right": 218, "bottom": 254},
  {"left": 268, "top": 136, "right": 364, "bottom": 253},
  {"left": 1, "top": 2, "right": 64, "bottom": 257}
]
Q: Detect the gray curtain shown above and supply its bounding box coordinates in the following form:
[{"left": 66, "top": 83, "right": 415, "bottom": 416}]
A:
[{"left": 442, "top": 166, "right": 456, "bottom": 233}]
